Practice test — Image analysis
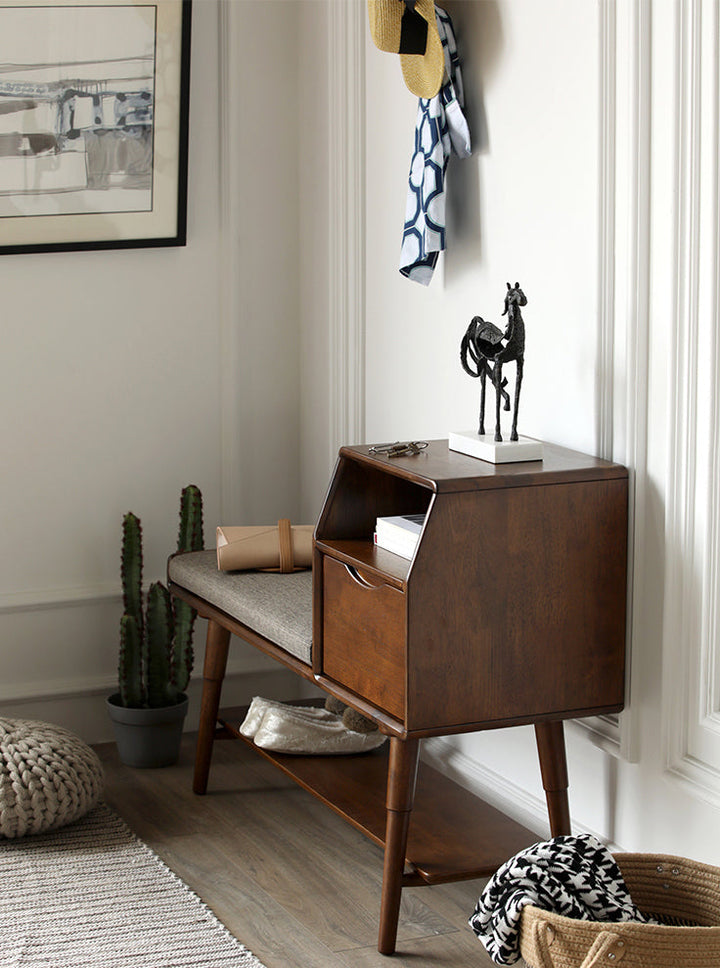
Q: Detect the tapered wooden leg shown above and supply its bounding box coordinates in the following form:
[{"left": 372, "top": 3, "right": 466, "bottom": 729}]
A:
[
  {"left": 534, "top": 720, "right": 571, "bottom": 836},
  {"left": 193, "top": 620, "right": 231, "bottom": 795},
  {"left": 378, "top": 737, "right": 420, "bottom": 955}
]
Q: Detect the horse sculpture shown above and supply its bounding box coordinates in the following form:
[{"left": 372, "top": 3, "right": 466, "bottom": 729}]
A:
[{"left": 460, "top": 282, "right": 527, "bottom": 442}]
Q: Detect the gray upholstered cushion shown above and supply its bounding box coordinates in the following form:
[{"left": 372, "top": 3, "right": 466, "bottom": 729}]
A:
[{"left": 168, "top": 550, "right": 312, "bottom": 665}]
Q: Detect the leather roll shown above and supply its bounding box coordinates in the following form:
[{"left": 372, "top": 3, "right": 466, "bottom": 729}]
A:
[{"left": 216, "top": 520, "right": 314, "bottom": 572}]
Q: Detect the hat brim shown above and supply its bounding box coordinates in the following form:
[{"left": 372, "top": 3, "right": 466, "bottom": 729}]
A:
[
  {"left": 368, "top": 0, "right": 445, "bottom": 99},
  {"left": 400, "top": 21, "right": 444, "bottom": 98}
]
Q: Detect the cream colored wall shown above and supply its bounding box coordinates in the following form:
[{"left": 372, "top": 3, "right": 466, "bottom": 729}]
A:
[{"left": 0, "top": 2, "right": 307, "bottom": 739}]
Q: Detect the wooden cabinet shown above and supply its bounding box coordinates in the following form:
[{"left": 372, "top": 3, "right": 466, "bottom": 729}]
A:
[
  {"left": 313, "top": 440, "right": 628, "bottom": 737},
  {"left": 183, "top": 438, "right": 628, "bottom": 956}
]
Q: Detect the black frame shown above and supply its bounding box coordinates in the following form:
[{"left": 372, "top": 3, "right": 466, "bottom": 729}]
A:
[{"left": 0, "top": 0, "right": 192, "bottom": 255}]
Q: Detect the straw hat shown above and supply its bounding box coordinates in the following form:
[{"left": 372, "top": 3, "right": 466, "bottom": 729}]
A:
[{"left": 367, "top": 0, "right": 445, "bottom": 99}]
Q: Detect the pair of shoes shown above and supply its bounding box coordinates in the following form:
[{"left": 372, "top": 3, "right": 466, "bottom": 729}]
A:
[
  {"left": 240, "top": 697, "right": 386, "bottom": 756},
  {"left": 324, "top": 696, "right": 380, "bottom": 734}
]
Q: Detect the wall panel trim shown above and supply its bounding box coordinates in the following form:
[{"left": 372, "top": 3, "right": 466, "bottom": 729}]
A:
[
  {"left": 0, "top": 586, "right": 120, "bottom": 615},
  {"left": 327, "top": 0, "right": 366, "bottom": 463},
  {"left": 663, "top": 0, "right": 720, "bottom": 802},
  {"left": 578, "top": 0, "right": 651, "bottom": 763},
  {"left": 217, "top": 1, "right": 245, "bottom": 523}
]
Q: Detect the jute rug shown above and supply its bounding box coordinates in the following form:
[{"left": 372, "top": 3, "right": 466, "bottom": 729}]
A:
[{"left": 0, "top": 803, "right": 266, "bottom": 968}]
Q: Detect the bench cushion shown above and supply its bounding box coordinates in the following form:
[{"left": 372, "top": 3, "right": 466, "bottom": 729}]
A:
[{"left": 168, "top": 550, "right": 312, "bottom": 665}]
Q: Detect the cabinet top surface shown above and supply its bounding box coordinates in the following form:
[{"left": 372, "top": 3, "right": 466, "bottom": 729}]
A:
[{"left": 339, "top": 440, "right": 628, "bottom": 492}]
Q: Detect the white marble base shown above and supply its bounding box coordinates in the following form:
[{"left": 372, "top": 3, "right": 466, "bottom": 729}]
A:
[{"left": 448, "top": 431, "right": 544, "bottom": 464}]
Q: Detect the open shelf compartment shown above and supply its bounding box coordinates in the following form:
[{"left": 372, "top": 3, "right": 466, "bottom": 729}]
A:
[{"left": 218, "top": 705, "right": 537, "bottom": 884}]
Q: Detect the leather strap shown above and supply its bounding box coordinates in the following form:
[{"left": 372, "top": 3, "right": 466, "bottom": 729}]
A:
[{"left": 278, "top": 518, "right": 293, "bottom": 573}]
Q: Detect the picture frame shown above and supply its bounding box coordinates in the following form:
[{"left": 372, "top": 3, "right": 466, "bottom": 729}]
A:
[{"left": 0, "top": 0, "right": 191, "bottom": 255}]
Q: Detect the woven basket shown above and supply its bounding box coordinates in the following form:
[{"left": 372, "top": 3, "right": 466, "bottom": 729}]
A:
[{"left": 519, "top": 853, "right": 720, "bottom": 968}]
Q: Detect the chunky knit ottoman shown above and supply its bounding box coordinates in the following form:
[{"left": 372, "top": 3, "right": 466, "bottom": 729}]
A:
[{"left": 0, "top": 718, "right": 104, "bottom": 838}]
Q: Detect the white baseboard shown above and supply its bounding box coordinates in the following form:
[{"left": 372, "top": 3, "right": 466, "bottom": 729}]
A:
[
  {"left": 0, "top": 668, "right": 309, "bottom": 746},
  {"left": 422, "top": 736, "right": 625, "bottom": 852}
]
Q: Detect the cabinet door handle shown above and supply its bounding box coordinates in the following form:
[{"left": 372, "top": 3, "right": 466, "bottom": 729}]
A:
[{"left": 344, "top": 563, "right": 386, "bottom": 589}]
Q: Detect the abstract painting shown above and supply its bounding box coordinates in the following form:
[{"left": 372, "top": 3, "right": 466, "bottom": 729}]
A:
[{"left": 0, "top": 0, "right": 190, "bottom": 253}]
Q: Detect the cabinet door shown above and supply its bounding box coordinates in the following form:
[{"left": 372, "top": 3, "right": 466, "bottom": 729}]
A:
[{"left": 322, "top": 556, "right": 406, "bottom": 720}]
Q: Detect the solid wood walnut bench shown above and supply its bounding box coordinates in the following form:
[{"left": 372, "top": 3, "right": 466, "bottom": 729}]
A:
[{"left": 168, "top": 440, "right": 629, "bottom": 956}]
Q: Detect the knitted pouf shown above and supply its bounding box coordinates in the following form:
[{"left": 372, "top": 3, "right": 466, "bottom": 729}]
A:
[{"left": 0, "top": 718, "right": 104, "bottom": 838}]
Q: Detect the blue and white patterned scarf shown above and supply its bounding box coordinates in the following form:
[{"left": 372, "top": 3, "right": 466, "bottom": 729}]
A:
[{"left": 400, "top": 6, "right": 471, "bottom": 285}]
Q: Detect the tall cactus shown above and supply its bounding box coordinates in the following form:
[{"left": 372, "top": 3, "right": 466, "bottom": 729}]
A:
[
  {"left": 117, "top": 487, "right": 203, "bottom": 708},
  {"left": 177, "top": 485, "right": 203, "bottom": 552},
  {"left": 118, "top": 614, "right": 143, "bottom": 707},
  {"left": 121, "top": 513, "right": 143, "bottom": 640},
  {"left": 146, "top": 582, "right": 175, "bottom": 706},
  {"left": 172, "top": 485, "right": 204, "bottom": 693}
]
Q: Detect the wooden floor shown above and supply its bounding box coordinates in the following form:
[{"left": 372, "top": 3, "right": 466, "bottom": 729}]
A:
[{"left": 96, "top": 733, "right": 495, "bottom": 968}]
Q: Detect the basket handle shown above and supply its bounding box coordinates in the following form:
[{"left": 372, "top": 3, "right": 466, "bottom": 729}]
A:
[
  {"left": 529, "top": 921, "right": 627, "bottom": 968},
  {"left": 529, "top": 918, "right": 557, "bottom": 968},
  {"left": 579, "top": 930, "right": 627, "bottom": 967}
]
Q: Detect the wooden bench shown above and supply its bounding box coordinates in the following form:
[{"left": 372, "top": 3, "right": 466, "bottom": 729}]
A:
[{"left": 168, "top": 440, "right": 628, "bottom": 956}]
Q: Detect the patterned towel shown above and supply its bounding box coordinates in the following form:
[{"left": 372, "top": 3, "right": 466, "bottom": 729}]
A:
[
  {"left": 400, "top": 6, "right": 471, "bottom": 285},
  {"left": 469, "top": 834, "right": 653, "bottom": 965}
]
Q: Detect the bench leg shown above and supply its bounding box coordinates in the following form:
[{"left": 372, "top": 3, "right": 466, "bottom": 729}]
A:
[
  {"left": 193, "top": 619, "right": 231, "bottom": 795},
  {"left": 534, "top": 720, "right": 571, "bottom": 836},
  {"left": 378, "top": 736, "right": 420, "bottom": 955}
]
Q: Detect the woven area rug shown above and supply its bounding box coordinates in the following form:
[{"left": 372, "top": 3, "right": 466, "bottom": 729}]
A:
[{"left": 0, "top": 803, "right": 266, "bottom": 968}]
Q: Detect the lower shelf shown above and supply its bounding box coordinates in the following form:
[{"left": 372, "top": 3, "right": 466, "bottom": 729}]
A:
[{"left": 218, "top": 705, "right": 537, "bottom": 884}]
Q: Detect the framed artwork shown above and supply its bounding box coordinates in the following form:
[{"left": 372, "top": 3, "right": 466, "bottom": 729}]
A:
[{"left": 0, "top": 0, "right": 191, "bottom": 254}]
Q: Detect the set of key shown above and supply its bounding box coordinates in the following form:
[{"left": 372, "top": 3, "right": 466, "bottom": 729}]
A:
[{"left": 368, "top": 441, "right": 428, "bottom": 458}]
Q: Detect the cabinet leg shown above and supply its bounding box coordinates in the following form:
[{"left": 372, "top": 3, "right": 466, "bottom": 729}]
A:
[
  {"left": 193, "top": 620, "right": 231, "bottom": 795},
  {"left": 378, "top": 737, "right": 420, "bottom": 955},
  {"left": 534, "top": 720, "right": 571, "bottom": 836}
]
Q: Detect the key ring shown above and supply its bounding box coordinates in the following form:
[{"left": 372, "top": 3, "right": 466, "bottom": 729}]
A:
[{"left": 368, "top": 440, "right": 429, "bottom": 458}]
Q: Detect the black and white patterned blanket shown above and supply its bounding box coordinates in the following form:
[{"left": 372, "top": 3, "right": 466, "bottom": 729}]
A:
[{"left": 469, "top": 834, "right": 652, "bottom": 965}]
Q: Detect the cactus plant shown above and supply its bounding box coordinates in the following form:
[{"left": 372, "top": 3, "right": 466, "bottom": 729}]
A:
[{"left": 117, "top": 486, "right": 204, "bottom": 709}]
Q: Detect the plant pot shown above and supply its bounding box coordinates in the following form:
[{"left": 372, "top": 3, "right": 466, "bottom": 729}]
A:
[{"left": 106, "top": 693, "right": 188, "bottom": 768}]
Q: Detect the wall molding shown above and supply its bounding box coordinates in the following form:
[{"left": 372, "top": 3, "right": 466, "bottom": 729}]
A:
[
  {"left": 0, "top": 585, "right": 120, "bottom": 615},
  {"left": 327, "top": 0, "right": 366, "bottom": 464},
  {"left": 217, "top": 1, "right": 245, "bottom": 523},
  {"left": 596, "top": 0, "right": 616, "bottom": 462},
  {"left": 663, "top": 0, "right": 720, "bottom": 801},
  {"left": 578, "top": 0, "right": 652, "bottom": 763},
  {"left": 0, "top": 675, "right": 118, "bottom": 705}
]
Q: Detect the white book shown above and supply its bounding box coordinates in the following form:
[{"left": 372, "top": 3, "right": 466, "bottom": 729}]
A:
[
  {"left": 374, "top": 513, "right": 426, "bottom": 559},
  {"left": 373, "top": 530, "right": 415, "bottom": 560},
  {"left": 375, "top": 513, "right": 425, "bottom": 539}
]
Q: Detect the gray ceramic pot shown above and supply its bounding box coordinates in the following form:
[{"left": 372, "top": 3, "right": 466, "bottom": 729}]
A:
[{"left": 106, "top": 693, "right": 188, "bottom": 768}]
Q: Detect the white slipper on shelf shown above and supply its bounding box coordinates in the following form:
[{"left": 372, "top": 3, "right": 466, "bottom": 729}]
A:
[
  {"left": 240, "top": 697, "right": 386, "bottom": 755},
  {"left": 240, "top": 696, "right": 338, "bottom": 739}
]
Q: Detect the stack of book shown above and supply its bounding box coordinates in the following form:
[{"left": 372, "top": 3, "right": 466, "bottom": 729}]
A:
[{"left": 373, "top": 513, "right": 425, "bottom": 560}]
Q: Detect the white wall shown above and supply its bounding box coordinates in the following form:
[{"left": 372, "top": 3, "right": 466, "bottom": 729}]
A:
[
  {"left": 365, "top": 0, "right": 600, "bottom": 450},
  {"left": 362, "top": 0, "right": 720, "bottom": 865},
  {"left": 0, "top": 2, "right": 308, "bottom": 740},
  {"left": 5, "top": 0, "right": 720, "bottom": 871}
]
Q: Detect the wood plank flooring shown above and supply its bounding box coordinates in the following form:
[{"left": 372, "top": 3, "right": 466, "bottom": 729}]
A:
[{"left": 96, "top": 734, "right": 495, "bottom": 968}]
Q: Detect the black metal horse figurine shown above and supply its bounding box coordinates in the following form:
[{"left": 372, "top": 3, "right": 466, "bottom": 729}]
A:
[{"left": 460, "top": 282, "right": 527, "bottom": 442}]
